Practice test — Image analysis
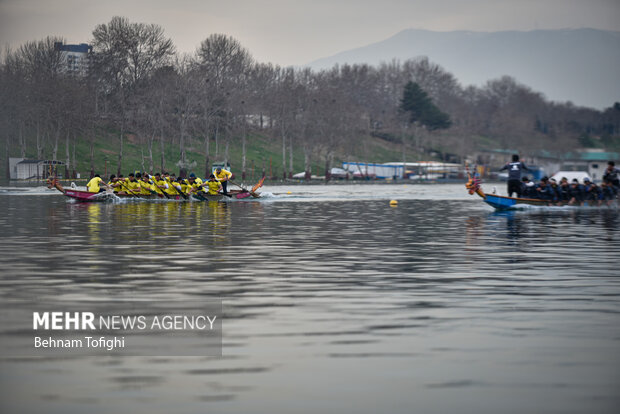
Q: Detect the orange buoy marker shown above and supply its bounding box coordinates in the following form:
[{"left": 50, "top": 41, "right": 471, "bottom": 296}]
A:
[
  {"left": 287, "top": 191, "right": 292, "bottom": 194},
  {"left": 389, "top": 200, "right": 398, "bottom": 206}
]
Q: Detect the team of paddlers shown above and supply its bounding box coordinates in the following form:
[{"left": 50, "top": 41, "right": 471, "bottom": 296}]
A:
[
  {"left": 519, "top": 175, "right": 618, "bottom": 206},
  {"left": 85, "top": 168, "right": 233, "bottom": 198},
  {"left": 501, "top": 156, "right": 620, "bottom": 206}
]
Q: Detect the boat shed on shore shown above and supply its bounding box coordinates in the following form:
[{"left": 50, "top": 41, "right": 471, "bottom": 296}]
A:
[{"left": 9, "top": 158, "right": 65, "bottom": 180}]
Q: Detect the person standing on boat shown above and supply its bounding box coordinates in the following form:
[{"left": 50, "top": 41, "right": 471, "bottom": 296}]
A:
[
  {"left": 500, "top": 154, "right": 530, "bottom": 198},
  {"left": 214, "top": 167, "right": 232, "bottom": 196},
  {"left": 86, "top": 174, "right": 109, "bottom": 193}
]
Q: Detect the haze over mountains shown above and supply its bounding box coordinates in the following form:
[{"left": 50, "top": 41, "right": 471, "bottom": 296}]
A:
[{"left": 307, "top": 29, "right": 620, "bottom": 110}]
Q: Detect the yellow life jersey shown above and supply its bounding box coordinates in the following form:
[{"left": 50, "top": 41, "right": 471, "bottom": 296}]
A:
[
  {"left": 139, "top": 179, "right": 153, "bottom": 195},
  {"left": 87, "top": 176, "right": 104, "bottom": 193},
  {"left": 206, "top": 180, "right": 222, "bottom": 195},
  {"left": 115, "top": 179, "right": 128, "bottom": 193},
  {"left": 214, "top": 169, "right": 232, "bottom": 181},
  {"left": 176, "top": 180, "right": 187, "bottom": 194},
  {"left": 170, "top": 180, "right": 184, "bottom": 195},
  {"left": 151, "top": 178, "right": 167, "bottom": 194},
  {"left": 126, "top": 180, "right": 141, "bottom": 194},
  {"left": 187, "top": 179, "right": 202, "bottom": 193},
  {"left": 164, "top": 178, "right": 178, "bottom": 195},
  {"left": 107, "top": 180, "right": 119, "bottom": 193}
]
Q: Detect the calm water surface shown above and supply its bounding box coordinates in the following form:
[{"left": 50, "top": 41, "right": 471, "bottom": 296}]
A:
[{"left": 0, "top": 183, "right": 619, "bottom": 414}]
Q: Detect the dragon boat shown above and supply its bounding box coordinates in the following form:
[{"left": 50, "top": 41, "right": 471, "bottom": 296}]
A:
[
  {"left": 465, "top": 171, "right": 616, "bottom": 210},
  {"left": 47, "top": 177, "right": 264, "bottom": 202}
]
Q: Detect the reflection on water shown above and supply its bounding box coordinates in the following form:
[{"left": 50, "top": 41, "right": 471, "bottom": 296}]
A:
[{"left": 0, "top": 186, "right": 619, "bottom": 414}]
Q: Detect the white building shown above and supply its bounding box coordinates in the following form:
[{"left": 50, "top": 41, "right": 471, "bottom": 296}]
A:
[
  {"left": 9, "top": 158, "right": 65, "bottom": 180},
  {"left": 54, "top": 42, "right": 92, "bottom": 75}
]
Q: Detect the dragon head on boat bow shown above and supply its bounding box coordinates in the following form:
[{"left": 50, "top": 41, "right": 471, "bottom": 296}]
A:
[
  {"left": 47, "top": 178, "right": 65, "bottom": 193},
  {"left": 465, "top": 167, "right": 486, "bottom": 199}
]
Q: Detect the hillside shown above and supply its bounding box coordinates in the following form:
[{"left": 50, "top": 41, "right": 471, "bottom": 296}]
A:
[
  {"left": 2, "top": 130, "right": 426, "bottom": 182},
  {"left": 307, "top": 28, "right": 620, "bottom": 110}
]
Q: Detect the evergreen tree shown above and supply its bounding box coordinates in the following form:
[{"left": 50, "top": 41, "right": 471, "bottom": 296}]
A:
[{"left": 399, "top": 81, "right": 451, "bottom": 130}]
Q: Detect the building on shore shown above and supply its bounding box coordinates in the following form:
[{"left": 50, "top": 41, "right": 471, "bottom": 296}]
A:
[
  {"left": 9, "top": 158, "right": 65, "bottom": 180},
  {"left": 54, "top": 42, "right": 92, "bottom": 75}
]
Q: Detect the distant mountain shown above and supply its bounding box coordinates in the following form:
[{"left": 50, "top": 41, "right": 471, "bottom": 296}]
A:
[{"left": 307, "top": 28, "right": 620, "bottom": 110}]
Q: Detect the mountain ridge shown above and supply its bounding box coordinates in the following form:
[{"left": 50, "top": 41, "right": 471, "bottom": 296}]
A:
[{"left": 307, "top": 28, "right": 620, "bottom": 110}]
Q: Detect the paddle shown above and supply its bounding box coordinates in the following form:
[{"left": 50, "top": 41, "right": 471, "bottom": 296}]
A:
[
  {"left": 185, "top": 180, "right": 213, "bottom": 201},
  {"left": 198, "top": 179, "right": 229, "bottom": 198},
  {"left": 250, "top": 177, "right": 266, "bottom": 197},
  {"left": 169, "top": 180, "right": 188, "bottom": 200},
  {"left": 232, "top": 177, "right": 264, "bottom": 198},
  {"left": 187, "top": 186, "right": 209, "bottom": 201},
  {"left": 148, "top": 175, "right": 170, "bottom": 199},
  {"left": 117, "top": 180, "right": 140, "bottom": 198}
]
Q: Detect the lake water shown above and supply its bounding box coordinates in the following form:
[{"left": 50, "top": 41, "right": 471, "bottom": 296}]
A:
[{"left": 0, "top": 183, "right": 619, "bottom": 413}]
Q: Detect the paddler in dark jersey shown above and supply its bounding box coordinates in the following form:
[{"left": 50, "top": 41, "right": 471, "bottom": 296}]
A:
[{"left": 603, "top": 161, "right": 620, "bottom": 191}]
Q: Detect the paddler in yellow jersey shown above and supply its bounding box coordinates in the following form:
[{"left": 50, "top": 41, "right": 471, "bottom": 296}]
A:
[
  {"left": 169, "top": 174, "right": 186, "bottom": 197},
  {"left": 162, "top": 172, "right": 179, "bottom": 196},
  {"left": 150, "top": 172, "right": 169, "bottom": 196},
  {"left": 214, "top": 167, "right": 232, "bottom": 195},
  {"left": 107, "top": 174, "right": 121, "bottom": 193},
  {"left": 202, "top": 174, "right": 223, "bottom": 195},
  {"left": 112, "top": 174, "right": 129, "bottom": 195},
  {"left": 86, "top": 174, "right": 109, "bottom": 193},
  {"left": 177, "top": 176, "right": 193, "bottom": 195},
  {"left": 186, "top": 173, "right": 203, "bottom": 195},
  {"left": 188, "top": 173, "right": 202, "bottom": 186},
  {"left": 122, "top": 173, "right": 141, "bottom": 195},
  {"left": 137, "top": 173, "right": 154, "bottom": 195}
]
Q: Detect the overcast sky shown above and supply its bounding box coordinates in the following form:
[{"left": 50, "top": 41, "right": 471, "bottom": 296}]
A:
[{"left": 1, "top": 0, "right": 618, "bottom": 66}]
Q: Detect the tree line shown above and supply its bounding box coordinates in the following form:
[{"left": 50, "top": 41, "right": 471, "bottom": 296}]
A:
[{"left": 1, "top": 16, "right": 619, "bottom": 180}]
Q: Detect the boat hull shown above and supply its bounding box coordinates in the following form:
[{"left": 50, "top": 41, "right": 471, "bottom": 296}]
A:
[
  {"left": 62, "top": 189, "right": 172, "bottom": 202},
  {"left": 482, "top": 193, "right": 548, "bottom": 210},
  {"left": 48, "top": 180, "right": 261, "bottom": 202},
  {"left": 465, "top": 173, "right": 615, "bottom": 210}
]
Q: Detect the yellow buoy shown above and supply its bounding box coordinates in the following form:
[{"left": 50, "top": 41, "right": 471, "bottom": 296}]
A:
[
  {"left": 287, "top": 191, "right": 292, "bottom": 194},
  {"left": 389, "top": 200, "right": 398, "bottom": 206}
]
